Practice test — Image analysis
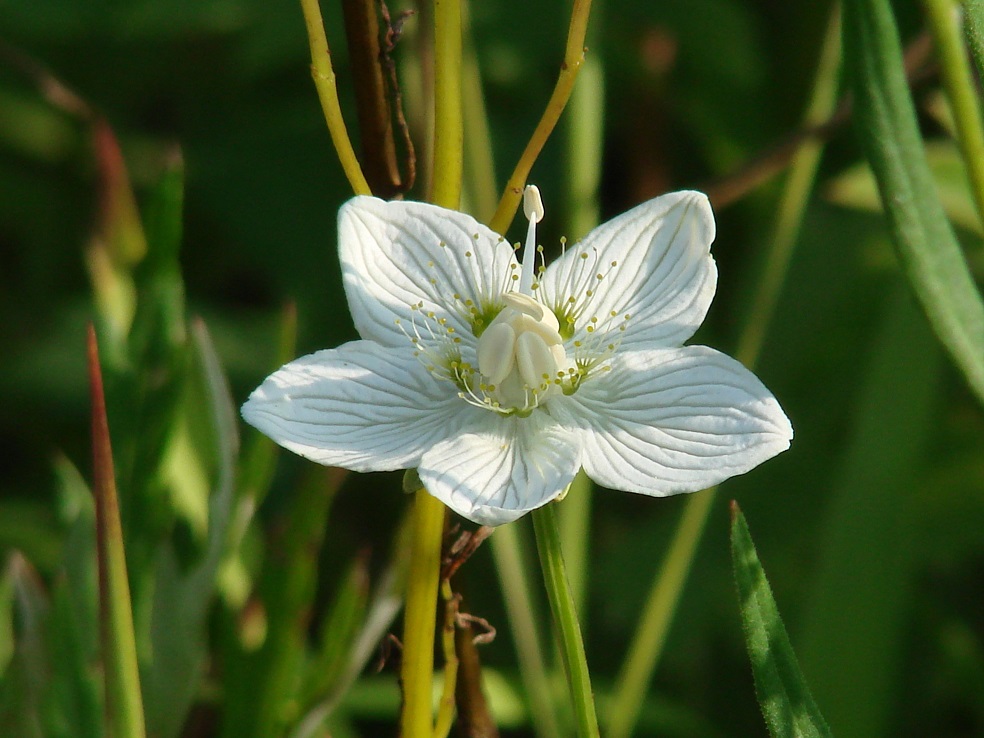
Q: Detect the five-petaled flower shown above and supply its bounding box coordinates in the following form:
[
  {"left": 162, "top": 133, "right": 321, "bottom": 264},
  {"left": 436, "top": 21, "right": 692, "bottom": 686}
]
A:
[{"left": 242, "top": 187, "right": 792, "bottom": 526}]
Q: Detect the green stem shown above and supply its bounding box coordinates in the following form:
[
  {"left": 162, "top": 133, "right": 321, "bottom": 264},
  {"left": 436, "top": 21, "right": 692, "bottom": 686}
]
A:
[
  {"left": 923, "top": 0, "right": 984, "bottom": 226},
  {"left": 489, "top": 0, "right": 593, "bottom": 234},
  {"left": 430, "top": 0, "right": 463, "bottom": 209},
  {"left": 605, "top": 8, "right": 843, "bottom": 738},
  {"left": 490, "top": 524, "right": 563, "bottom": 738},
  {"left": 398, "top": 2, "right": 463, "bottom": 732},
  {"left": 531, "top": 503, "right": 600, "bottom": 738},
  {"left": 606, "top": 491, "right": 715, "bottom": 738},
  {"left": 400, "top": 491, "right": 446, "bottom": 738},
  {"left": 298, "top": 0, "right": 371, "bottom": 195}
]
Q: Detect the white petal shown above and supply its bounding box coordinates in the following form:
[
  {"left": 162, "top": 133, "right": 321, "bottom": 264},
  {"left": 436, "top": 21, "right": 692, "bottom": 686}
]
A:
[
  {"left": 339, "top": 196, "right": 518, "bottom": 346},
  {"left": 551, "top": 347, "right": 792, "bottom": 496},
  {"left": 242, "top": 341, "right": 468, "bottom": 472},
  {"left": 541, "top": 190, "right": 717, "bottom": 347},
  {"left": 418, "top": 413, "right": 581, "bottom": 526}
]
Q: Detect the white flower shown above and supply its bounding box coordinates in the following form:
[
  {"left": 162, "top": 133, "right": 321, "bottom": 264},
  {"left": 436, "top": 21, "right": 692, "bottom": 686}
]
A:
[{"left": 242, "top": 188, "right": 792, "bottom": 526}]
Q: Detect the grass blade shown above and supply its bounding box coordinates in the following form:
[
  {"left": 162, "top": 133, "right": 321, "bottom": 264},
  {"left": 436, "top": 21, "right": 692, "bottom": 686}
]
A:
[
  {"left": 730, "top": 503, "right": 831, "bottom": 738},
  {"left": 843, "top": 0, "right": 984, "bottom": 404},
  {"left": 87, "top": 324, "right": 146, "bottom": 738}
]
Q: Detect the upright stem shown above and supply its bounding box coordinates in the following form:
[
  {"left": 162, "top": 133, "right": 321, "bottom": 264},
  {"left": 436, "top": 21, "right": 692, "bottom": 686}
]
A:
[
  {"left": 299, "top": 0, "right": 371, "bottom": 195},
  {"left": 531, "top": 503, "right": 600, "bottom": 738},
  {"left": 400, "top": 3, "right": 463, "bottom": 735},
  {"left": 923, "top": 0, "right": 984, "bottom": 226},
  {"left": 400, "top": 492, "right": 446, "bottom": 738},
  {"left": 430, "top": 0, "right": 463, "bottom": 208},
  {"left": 489, "top": 0, "right": 593, "bottom": 234}
]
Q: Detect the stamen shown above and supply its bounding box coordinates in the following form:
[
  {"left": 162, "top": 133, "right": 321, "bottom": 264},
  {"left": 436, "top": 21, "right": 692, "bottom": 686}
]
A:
[{"left": 519, "top": 185, "right": 543, "bottom": 295}]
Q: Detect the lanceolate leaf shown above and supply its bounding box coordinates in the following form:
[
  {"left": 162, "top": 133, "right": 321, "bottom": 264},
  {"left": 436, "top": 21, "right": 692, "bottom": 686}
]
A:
[
  {"left": 730, "top": 503, "right": 831, "bottom": 738},
  {"left": 87, "top": 325, "right": 147, "bottom": 738},
  {"left": 842, "top": 0, "right": 984, "bottom": 405}
]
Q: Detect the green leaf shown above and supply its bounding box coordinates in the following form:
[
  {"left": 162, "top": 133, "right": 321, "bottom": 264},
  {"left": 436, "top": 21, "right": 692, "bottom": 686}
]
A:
[
  {"left": 141, "top": 319, "right": 240, "bottom": 738},
  {"left": 0, "top": 554, "right": 49, "bottom": 738},
  {"left": 220, "top": 467, "right": 341, "bottom": 738},
  {"left": 963, "top": 0, "right": 984, "bottom": 84},
  {"left": 842, "top": 0, "right": 984, "bottom": 404},
  {"left": 87, "top": 325, "right": 147, "bottom": 738},
  {"left": 826, "top": 141, "right": 984, "bottom": 236},
  {"left": 730, "top": 503, "right": 831, "bottom": 738},
  {"left": 304, "top": 554, "right": 370, "bottom": 702}
]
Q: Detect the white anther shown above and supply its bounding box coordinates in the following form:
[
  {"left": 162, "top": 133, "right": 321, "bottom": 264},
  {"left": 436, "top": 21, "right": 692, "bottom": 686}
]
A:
[
  {"left": 523, "top": 185, "right": 544, "bottom": 223},
  {"left": 477, "top": 322, "right": 516, "bottom": 384}
]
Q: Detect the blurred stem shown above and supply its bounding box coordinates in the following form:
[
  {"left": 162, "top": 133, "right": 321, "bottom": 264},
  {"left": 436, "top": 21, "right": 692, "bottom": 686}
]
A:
[
  {"left": 557, "top": 471, "right": 593, "bottom": 623},
  {"left": 605, "top": 491, "right": 716, "bottom": 738},
  {"left": 558, "top": 9, "right": 604, "bottom": 618},
  {"left": 489, "top": 0, "right": 594, "bottom": 234},
  {"left": 299, "top": 0, "right": 371, "bottom": 195},
  {"left": 341, "top": 0, "right": 403, "bottom": 196},
  {"left": 461, "top": 2, "right": 498, "bottom": 224},
  {"left": 430, "top": 0, "right": 463, "bottom": 208},
  {"left": 433, "top": 580, "right": 459, "bottom": 738},
  {"left": 88, "top": 325, "right": 147, "bottom": 738},
  {"left": 735, "top": 5, "right": 843, "bottom": 367},
  {"left": 924, "top": 0, "right": 984, "bottom": 227},
  {"left": 400, "top": 492, "right": 446, "bottom": 738},
  {"left": 490, "top": 525, "right": 562, "bottom": 738},
  {"left": 531, "top": 503, "right": 599, "bottom": 738},
  {"left": 562, "top": 47, "right": 604, "bottom": 242},
  {"left": 605, "top": 8, "right": 843, "bottom": 738}
]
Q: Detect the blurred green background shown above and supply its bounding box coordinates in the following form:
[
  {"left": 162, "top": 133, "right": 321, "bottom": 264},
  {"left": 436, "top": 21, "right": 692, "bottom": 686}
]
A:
[{"left": 1, "top": 0, "right": 983, "bottom": 736}]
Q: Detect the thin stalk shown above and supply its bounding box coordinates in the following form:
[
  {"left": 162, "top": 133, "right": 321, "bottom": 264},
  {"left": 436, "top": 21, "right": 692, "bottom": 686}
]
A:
[
  {"left": 461, "top": 1, "right": 499, "bottom": 224},
  {"left": 490, "top": 525, "right": 562, "bottom": 738},
  {"left": 605, "top": 8, "right": 844, "bottom": 738},
  {"left": 400, "top": 2, "right": 463, "bottom": 732},
  {"left": 433, "top": 579, "right": 459, "bottom": 738},
  {"left": 299, "top": 0, "right": 371, "bottom": 195},
  {"left": 489, "top": 0, "right": 594, "bottom": 234},
  {"left": 400, "top": 492, "right": 446, "bottom": 738},
  {"left": 341, "top": 0, "right": 403, "bottom": 196},
  {"left": 430, "top": 0, "right": 463, "bottom": 208},
  {"left": 605, "top": 491, "right": 715, "bottom": 738},
  {"left": 558, "top": 11, "right": 605, "bottom": 616},
  {"left": 923, "top": 0, "right": 984, "bottom": 226},
  {"left": 531, "top": 503, "right": 600, "bottom": 738}
]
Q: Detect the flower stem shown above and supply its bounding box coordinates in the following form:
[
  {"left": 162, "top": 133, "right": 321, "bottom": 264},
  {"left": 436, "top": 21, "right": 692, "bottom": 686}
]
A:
[
  {"left": 489, "top": 0, "right": 593, "bottom": 234},
  {"left": 430, "top": 0, "right": 463, "bottom": 209},
  {"left": 400, "top": 491, "right": 446, "bottom": 738},
  {"left": 922, "top": 0, "right": 984, "bottom": 226},
  {"left": 531, "top": 503, "right": 600, "bottom": 738},
  {"left": 298, "top": 0, "right": 371, "bottom": 196}
]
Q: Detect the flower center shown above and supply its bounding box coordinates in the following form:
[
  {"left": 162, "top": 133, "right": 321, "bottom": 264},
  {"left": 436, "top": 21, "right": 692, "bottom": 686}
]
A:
[
  {"left": 474, "top": 291, "right": 575, "bottom": 413},
  {"left": 401, "top": 185, "right": 619, "bottom": 417}
]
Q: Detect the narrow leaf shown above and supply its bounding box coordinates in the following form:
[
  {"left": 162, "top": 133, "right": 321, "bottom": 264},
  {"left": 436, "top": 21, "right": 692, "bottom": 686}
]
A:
[
  {"left": 843, "top": 0, "right": 984, "bottom": 404},
  {"left": 87, "top": 324, "right": 147, "bottom": 738},
  {"left": 730, "top": 502, "right": 831, "bottom": 738}
]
